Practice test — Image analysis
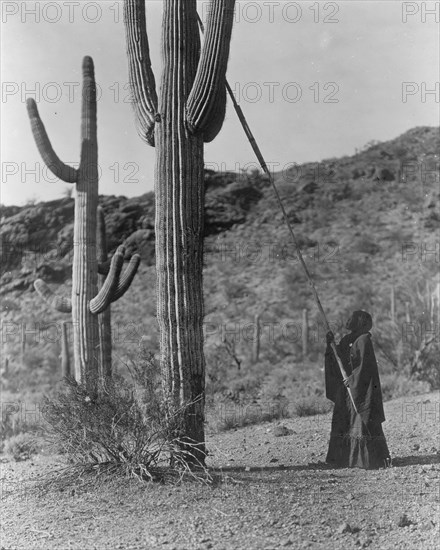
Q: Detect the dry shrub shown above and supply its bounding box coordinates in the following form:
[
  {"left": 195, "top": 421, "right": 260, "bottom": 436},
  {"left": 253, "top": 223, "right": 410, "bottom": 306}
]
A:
[{"left": 42, "top": 355, "right": 210, "bottom": 483}]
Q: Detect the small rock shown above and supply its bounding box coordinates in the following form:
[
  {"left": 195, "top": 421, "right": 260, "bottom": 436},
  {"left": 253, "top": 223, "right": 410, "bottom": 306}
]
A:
[
  {"left": 377, "top": 167, "right": 395, "bottom": 181},
  {"left": 269, "top": 458, "right": 279, "bottom": 463},
  {"left": 244, "top": 466, "right": 251, "bottom": 472},
  {"left": 397, "top": 514, "right": 412, "bottom": 527},
  {"left": 280, "top": 538, "right": 293, "bottom": 546},
  {"left": 347, "top": 493, "right": 355, "bottom": 501},
  {"left": 274, "top": 425, "right": 292, "bottom": 437},
  {"left": 412, "top": 444, "right": 420, "bottom": 451},
  {"left": 337, "top": 522, "right": 352, "bottom": 534}
]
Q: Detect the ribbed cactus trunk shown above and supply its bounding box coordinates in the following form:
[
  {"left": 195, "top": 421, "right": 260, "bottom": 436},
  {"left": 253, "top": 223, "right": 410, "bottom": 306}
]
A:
[
  {"left": 73, "top": 58, "right": 99, "bottom": 393},
  {"left": 124, "top": 0, "right": 235, "bottom": 463},
  {"left": 61, "top": 321, "right": 71, "bottom": 378},
  {"left": 156, "top": 0, "right": 206, "bottom": 456},
  {"left": 97, "top": 207, "right": 112, "bottom": 385}
]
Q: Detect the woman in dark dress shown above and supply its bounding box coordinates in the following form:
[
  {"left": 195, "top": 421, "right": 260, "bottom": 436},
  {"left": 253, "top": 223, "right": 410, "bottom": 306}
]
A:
[{"left": 325, "top": 310, "right": 391, "bottom": 469}]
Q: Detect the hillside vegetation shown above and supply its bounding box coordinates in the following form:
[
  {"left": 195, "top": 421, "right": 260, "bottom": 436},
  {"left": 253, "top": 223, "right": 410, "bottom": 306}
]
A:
[{"left": 1, "top": 126, "right": 439, "bottom": 430}]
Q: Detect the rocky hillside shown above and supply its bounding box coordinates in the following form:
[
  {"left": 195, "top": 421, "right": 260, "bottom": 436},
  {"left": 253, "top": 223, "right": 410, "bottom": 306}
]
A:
[
  {"left": 2, "top": 127, "right": 438, "bottom": 294},
  {"left": 1, "top": 126, "right": 439, "bottom": 398},
  {"left": 0, "top": 169, "right": 264, "bottom": 295}
]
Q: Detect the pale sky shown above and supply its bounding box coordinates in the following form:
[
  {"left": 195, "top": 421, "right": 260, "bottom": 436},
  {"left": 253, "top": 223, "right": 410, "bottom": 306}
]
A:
[{"left": 1, "top": 0, "right": 439, "bottom": 205}]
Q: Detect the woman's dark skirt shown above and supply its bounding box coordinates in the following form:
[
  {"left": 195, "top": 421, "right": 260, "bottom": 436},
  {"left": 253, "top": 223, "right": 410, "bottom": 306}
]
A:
[{"left": 326, "top": 390, "right": 391, "bottom": 469}]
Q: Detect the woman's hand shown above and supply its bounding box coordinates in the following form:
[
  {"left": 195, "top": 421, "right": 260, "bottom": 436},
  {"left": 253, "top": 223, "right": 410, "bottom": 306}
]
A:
[
  {"left": 326, "top": 331, "right": 335, "bottom": 345},
  {"left": 342, "top": 378, "right": 350, "bottom": 388}
]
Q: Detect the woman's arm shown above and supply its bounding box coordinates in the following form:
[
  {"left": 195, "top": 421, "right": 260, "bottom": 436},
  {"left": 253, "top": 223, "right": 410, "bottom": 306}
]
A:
[{"left": 324, "top": 331, "right": 342, "bottom": 402}]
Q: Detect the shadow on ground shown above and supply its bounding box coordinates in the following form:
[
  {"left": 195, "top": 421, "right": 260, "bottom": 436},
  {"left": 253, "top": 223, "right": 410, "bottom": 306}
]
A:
[
  {"left": 391, "top": 454, "right": 440, "bottom": 467},
  {"left": 209, "top": 453, "right": 440, "bottom": 478}
]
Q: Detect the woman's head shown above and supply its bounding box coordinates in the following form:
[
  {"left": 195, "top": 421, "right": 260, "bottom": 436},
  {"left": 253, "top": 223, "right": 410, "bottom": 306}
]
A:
[{"left": 345, "top": 310, "right": 372, "bottom": 334}]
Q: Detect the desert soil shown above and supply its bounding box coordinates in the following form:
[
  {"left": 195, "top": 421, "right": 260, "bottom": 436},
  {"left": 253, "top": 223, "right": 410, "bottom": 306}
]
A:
[{"left": 1, "top": 392, "right": 439, "bottom": 550}]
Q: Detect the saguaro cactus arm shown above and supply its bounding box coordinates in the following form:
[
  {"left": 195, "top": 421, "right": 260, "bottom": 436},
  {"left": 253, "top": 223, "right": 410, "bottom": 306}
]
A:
[
  {"left": 98, "top": 260, "right": 111, "bottom": 275},
  {"left": 26, "top": 99, "right": 78, "bottom": 183},
  {"left": 186, "top": 0, "right": 236, "bottom": 142},
  {"left": 98, "top": 252, "right": 140, "bottom": 276},
  {"left": 34, "top": 279, "right": 72, "bottom": 313},
  {"left": 111, "top": 254, "right": 141, "bottom": 302},
  {"left": 124, "top": 0, "right": 159, "bottom": 146},
  {"left": 89, "top": 246, "right": 125, "bottom": 315}
]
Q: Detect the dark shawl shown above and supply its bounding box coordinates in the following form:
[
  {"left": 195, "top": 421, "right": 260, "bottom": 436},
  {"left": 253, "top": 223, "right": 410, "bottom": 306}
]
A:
[{"left": 325, "top": 332, "right": 385, "bottom": 426}]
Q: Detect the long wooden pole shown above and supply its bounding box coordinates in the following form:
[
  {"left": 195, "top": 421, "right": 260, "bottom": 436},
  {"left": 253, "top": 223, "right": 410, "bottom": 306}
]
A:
[
  {"left": 225, "top": 82, "right": 359, "bottom": 413},
  {"left": 197, "top": 13, "right": 359, "bottom": 414}
]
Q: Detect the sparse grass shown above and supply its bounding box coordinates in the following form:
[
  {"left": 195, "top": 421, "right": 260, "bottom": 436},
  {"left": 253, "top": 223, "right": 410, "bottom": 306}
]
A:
[
  {"left": 380, "top": 372, "right": 431, "bottom": 402},
  {"left": 3, "top": 432, "right": 40, "bottom": 461},
  {"left": 208, "top": 397, "right": 290, "bottom": 432},
  {"left": 294, "top": 397, "right": 332, "bottom": 417},
  {"left": 0, "top": 400, "right": 42, "bottom": 454}
]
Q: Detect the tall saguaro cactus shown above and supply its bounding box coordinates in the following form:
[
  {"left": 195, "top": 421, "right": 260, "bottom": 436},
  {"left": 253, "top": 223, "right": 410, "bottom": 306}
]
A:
[
  {"left": 27, "top": 57, "right": 140, "bottom": 395},
  {"left": 124, "top": 0, "right": 235, "bottom": 460}
]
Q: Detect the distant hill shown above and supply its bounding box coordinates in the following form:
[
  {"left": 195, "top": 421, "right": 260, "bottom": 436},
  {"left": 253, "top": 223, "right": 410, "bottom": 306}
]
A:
[{"left": 1, "top": 126, "right": 438, "bottom": 399}]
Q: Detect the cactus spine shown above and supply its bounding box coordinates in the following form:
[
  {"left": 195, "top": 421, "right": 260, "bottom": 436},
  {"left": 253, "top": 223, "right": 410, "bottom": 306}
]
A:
[
  {"left": 27, "top": 57, "right": 140, "bottom": 395},
  {"left": 124, "top": 0, "right": 235, "bottom": 461}
]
